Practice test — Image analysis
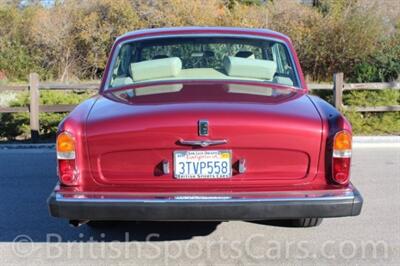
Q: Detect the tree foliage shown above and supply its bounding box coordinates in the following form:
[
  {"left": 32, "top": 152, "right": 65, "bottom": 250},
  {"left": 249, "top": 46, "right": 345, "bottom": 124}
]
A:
[
  {"left": 0, "top": 0, "right": 398, "bottom": 82},
  {"left": 75, "top": 0, "right": 141, "bottom": 78},
  {"left": 0, "top": 0, "right": 399, "bottom": 139}
]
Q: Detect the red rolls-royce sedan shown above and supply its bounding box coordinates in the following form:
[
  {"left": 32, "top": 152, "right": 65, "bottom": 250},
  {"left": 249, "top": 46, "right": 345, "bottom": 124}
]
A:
[{"left": 48, "top": 27, "right": 363, "bottom": 227}]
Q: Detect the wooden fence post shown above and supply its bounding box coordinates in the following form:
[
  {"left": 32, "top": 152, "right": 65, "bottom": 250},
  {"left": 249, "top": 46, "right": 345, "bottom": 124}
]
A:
[
  {"left": 29, "top": 73, "right": 40, "bottom": 142},
  {"left": 333, "top": 72, "right": 344, "bottom": 110}
]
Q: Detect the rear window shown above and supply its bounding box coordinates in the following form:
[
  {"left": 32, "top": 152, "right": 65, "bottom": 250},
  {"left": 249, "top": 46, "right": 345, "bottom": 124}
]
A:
[{"left": 108, "top": 36, "right": 299, "bottom": 89}]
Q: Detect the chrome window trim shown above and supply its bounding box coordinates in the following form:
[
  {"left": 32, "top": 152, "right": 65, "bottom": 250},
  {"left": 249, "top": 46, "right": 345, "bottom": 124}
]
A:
[{"left": 104, "top": 33, "right": 302, "bottom": 91}]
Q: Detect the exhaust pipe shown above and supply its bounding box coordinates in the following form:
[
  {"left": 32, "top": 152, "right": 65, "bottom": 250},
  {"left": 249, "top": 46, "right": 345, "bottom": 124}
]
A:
[{"left": 69, "top": 220, "right": 89, "bottom": 227}]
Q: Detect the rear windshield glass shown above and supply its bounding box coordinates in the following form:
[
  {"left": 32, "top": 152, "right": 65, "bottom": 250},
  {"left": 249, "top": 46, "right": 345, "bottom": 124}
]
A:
[{"left": 107, "top": 36, "right": 299, "bottom": 89}]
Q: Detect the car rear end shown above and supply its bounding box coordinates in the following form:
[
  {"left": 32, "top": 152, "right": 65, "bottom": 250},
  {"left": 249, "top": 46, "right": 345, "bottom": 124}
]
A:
[
  {"left": 48, "top": 83, "right": 362, "bottom": 224},
  {"left": 48, "top": 28, "right": 363, "bottom": 226}
]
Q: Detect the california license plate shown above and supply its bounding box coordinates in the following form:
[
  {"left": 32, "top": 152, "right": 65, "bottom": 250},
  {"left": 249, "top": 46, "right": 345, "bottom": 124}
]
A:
[{"left": 174, "top": 150, "right": 232, "bottom": 179}]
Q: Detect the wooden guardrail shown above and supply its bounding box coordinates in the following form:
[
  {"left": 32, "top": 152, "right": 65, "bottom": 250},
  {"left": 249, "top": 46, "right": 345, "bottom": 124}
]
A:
[
  {"left": 0, "top": 72, "right": 399, "bottom": 142},
  {"left": 309, "top": 73, "right": 400, "bottom": 112},
  {"left": 0, "top": 73, "right": 99, "bottom": 141}
]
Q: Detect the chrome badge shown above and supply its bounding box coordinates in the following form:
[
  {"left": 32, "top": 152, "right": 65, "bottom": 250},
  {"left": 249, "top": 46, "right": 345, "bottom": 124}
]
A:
[{"left": 198, "top": 120, "right": 209, "bottom": 136}]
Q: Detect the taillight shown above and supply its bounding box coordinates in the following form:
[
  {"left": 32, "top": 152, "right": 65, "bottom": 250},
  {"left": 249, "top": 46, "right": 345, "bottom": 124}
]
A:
[
  {"left": 332, "top": 130, "right": 352, "bottom": 185},
  {"left": 57, "top": 132, "right": 79, "bottom": 186}
]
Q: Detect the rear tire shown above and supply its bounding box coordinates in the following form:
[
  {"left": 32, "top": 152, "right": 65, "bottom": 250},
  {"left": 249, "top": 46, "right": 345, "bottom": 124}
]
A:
[{"left": 292, "top": 218, "right": 323, "bottom": 227}]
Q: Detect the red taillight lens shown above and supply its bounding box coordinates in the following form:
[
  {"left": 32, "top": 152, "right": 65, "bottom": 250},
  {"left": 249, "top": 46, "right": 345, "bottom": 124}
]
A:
[
  {"left": 332, "top": 130, "right": 352, "bottom": 185},
  {"left": 57, "top": 132, "right": 79, "bottom": 186},
  {"left": 333, "top": 157, "right": 351, "bottom": 184},
  {"left": 58, "top": 159, "right": 78, "bottom": 185}
]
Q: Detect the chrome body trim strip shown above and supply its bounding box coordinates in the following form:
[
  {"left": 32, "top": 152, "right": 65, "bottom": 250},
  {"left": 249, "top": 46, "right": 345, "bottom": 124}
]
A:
[
  {"left": 178, "top": 139, "right": 228, "bottom": 147},
  {"left": 53, "top": 188, "right": 357, "bottom": 204}
]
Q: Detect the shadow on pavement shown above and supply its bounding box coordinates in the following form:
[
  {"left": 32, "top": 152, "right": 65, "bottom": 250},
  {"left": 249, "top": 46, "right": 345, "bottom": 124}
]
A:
[
  {"left": 82, "top": 221, "right": 221, "bottom": 242},
  {"left": 0, "top": 149, "right": 220, "bottom": 242},
  {"left": 0, "top": 149, "right": 300, "bottom": 243},
  {"left": 248, "top": 220, "right": 303, "bottom": 228}
]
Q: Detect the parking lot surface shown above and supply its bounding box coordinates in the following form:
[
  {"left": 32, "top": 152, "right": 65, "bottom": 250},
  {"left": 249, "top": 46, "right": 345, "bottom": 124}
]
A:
[{"left": 0, "top": 146, "right": 399, "bottom": 265}]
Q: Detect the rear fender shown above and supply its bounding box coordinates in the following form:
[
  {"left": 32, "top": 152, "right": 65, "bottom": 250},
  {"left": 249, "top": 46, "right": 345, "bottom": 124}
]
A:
[
  {"left": 308, "top": 95, "right": 352, "bottom": 187},
  {"left": 57, "top": 97, "right": 98, "bottom": 188}
]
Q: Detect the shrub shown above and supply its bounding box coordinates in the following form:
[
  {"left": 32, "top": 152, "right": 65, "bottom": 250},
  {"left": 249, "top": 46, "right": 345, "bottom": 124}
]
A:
[
  {"left": 0, "top": 5, "right": 48, "bottom": 81},
  {"left": 343, "top": 111, "right": 400, "bottom": 135},
  {"left": 268, "top": 0, "right": 386, "bottom": 81},
  {"left": 312, "top": 88, "right": 400, "bottom": 135},
  {"left": 0, "top": 91, "right": 94, "bottom": 140},
  {"left": 351, "top": 29, "right": 400, "bottom": 82},
  {"left": 0, "top": 112, "right": 30, "bottom": 140},
  {"left": 343, "top": 89, "right": 400, "bottom": 107},
  {"left": 0, "top": 0, "right": 399, "bottom": 139},
  {"left": 0, "top": 0, "right": 398, "bottom": 82},
  {"left": 134, "top": 0, "right": 228, "bottom": 27},
  {"left": 0, "top": 42, "right": 32, "bottom": 81},
  {"left": 343, "top": 89, "right": 400, "bottom": 134},
  {"left": 75, "top": 0, "right": 142, "bottom": 78}
]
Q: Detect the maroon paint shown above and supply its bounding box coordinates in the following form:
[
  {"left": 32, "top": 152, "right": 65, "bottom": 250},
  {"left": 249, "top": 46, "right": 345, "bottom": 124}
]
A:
[{"left": 57, "top": 27, "right": 352, "bottom": 194}]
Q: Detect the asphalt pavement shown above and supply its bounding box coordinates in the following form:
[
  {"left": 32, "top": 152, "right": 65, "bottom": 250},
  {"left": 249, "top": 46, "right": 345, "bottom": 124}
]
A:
[{"left": 0, "top": 145, "right": 399, "bottom": 265}]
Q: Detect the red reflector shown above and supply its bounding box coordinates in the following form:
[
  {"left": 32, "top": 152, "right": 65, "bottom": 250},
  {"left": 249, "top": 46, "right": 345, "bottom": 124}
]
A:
[
  {"left": 332, "top": 157, "right": 351, "bottom": 184},
  {"left": 58, "top": 159, "right": 78, "bottom": 186}
]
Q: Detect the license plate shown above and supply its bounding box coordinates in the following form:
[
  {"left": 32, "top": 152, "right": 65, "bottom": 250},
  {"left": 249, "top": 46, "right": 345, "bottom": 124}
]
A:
[{"left": 174, "top": 150, "right": 232, "bottom": 179}]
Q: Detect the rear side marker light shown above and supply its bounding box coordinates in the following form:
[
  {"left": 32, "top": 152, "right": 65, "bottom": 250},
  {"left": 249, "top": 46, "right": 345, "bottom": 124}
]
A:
[
  {"left": 332, "top": 130, "right": 352, "bottom": 185},
  {"left": 56, "top": 132, "right": 79, "bottom": 186}
]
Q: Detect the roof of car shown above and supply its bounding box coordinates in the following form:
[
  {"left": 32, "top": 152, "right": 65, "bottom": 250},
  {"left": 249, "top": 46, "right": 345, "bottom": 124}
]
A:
[{"left": 117, "top": 27, "right": 291, "bottom": 42}]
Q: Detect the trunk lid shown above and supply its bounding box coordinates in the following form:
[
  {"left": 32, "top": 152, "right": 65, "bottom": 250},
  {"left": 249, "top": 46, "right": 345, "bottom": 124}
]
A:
[{"left": 86, "top": 82, "right": 322, "bottom": 190}]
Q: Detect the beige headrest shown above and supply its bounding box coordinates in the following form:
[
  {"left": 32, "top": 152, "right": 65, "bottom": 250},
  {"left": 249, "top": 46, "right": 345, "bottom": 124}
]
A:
[
  {"left": 224, "top": 56, "right": 277, "bottom": 80},
  {"left": 130, "top": 57, "right": 182, "bottom": 82}
]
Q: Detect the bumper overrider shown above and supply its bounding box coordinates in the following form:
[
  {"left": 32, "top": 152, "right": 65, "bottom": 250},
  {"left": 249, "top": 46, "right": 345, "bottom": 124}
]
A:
[{"left": 48, "top": 184, "right": 363, "bottom": 221}]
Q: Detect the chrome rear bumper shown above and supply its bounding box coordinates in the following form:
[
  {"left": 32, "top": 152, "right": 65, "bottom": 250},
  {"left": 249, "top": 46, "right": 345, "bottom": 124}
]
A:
[{"left": 48, "top": 185, "right": 363, "bottom": 221}]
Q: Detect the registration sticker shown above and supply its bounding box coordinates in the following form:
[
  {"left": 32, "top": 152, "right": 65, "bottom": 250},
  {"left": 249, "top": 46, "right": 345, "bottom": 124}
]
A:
[{"left": 174, "top": 150, "right": 232, "bottom": 179}]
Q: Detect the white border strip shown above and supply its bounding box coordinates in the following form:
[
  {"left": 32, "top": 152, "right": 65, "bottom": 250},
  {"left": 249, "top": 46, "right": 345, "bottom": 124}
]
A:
[{"left": 353, "top": 136, "right": 400, "bottom": 148}]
